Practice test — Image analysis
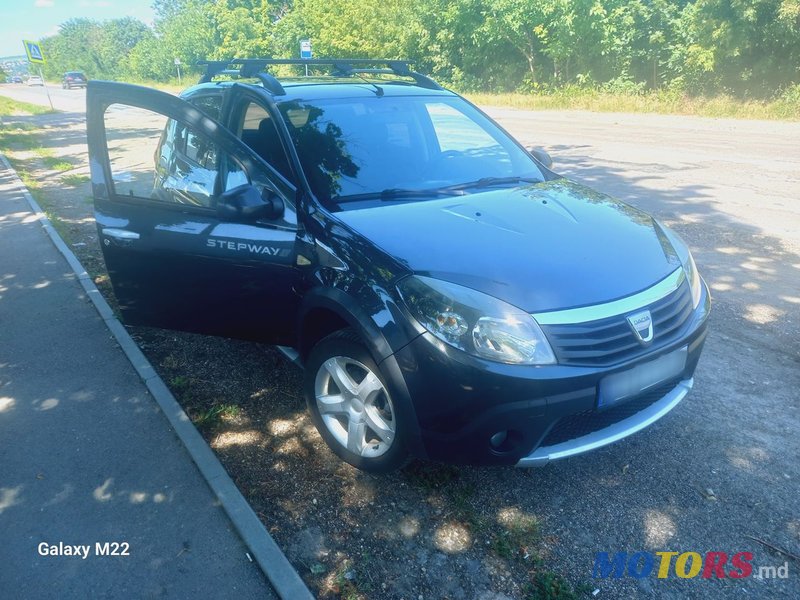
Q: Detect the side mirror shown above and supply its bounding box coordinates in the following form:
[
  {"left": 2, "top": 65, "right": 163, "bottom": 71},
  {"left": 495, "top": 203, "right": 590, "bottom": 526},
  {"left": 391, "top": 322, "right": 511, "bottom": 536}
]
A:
[
  {"left": 526, "top": 146, "right": 553, "bottom": 169},
  {"left": 217, "top": 184, "right": 285, "bottom": 221}
]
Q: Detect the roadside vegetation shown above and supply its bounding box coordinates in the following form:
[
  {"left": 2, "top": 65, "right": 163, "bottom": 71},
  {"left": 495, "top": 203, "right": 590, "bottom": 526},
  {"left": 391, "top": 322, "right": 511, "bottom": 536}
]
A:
[
  {"left": 468, "top": 85, "right": 800, "bottom": 121},
  {"left": 0, "top": 96, "right": 53, "bottom": 116},
  {"left": 32, "top": 0, "right": 800, "bottom": 121},
  {"left": 0, "top": 98, "right": 86, "bottom": 247}
]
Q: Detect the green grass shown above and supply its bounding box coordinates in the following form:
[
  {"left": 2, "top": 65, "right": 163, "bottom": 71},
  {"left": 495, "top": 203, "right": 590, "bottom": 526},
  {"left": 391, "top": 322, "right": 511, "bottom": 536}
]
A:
[
  {"left": 466, "top": 87, "right": 800, "bottom": 121},
  {"left": 0, "top": 139, "right": 74, "bottom": 172},
  {"left": 332, "top": 560, "right": 362, "bottom": 600},
  {"left": 0, "top": 128, "right": 43, "bottom": 153},
  {"left": 62, "top": 174, "right": 90, "bottom": 186},
  {"left": 169, "top": 375, "right": 190, "bottom": 392},
  {"left": 193, "top": 403, "right": 240, "bottom": 428},
  {"left": 0, "top": 95, "right": 54, "bottom": 116},
  {"left": 524, "top": 572, "right": 592, "bottom": 600},
  {"left": 492, "top": 511, "right": 539, "bottom": 561},
  {"left": 41, "top": 156, "right": 73, "bottom": 172}
]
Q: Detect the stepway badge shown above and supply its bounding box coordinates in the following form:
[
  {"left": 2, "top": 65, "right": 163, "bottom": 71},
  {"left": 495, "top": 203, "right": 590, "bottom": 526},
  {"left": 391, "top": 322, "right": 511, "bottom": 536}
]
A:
[{"left": 23, "top": 40, "right": 45, "bottom": 64}]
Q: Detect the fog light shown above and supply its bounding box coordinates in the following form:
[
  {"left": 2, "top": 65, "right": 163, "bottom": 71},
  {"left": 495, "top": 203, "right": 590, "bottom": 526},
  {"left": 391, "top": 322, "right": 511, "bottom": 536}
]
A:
[{"left": 490, "top": 430, "right": 508, "bottom": 448}]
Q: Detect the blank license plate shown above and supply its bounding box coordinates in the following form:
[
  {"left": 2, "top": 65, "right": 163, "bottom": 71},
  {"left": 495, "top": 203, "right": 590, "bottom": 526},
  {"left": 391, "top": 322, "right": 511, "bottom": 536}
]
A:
[{"left": 598, "top": 346, "right": 688, "bottom": 409}]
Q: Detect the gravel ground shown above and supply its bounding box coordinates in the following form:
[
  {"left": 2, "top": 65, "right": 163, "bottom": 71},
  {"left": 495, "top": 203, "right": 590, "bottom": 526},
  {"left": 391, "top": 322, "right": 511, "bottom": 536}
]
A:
[{"left": 2, "top": 88, "right": 798, "bottom": 599}]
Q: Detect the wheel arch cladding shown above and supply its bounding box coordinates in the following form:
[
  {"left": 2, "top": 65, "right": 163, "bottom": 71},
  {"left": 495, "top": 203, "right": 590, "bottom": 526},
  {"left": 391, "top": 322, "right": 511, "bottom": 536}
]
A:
[{"left": 297, "top": 285, "right": 420, "bottom": 363}]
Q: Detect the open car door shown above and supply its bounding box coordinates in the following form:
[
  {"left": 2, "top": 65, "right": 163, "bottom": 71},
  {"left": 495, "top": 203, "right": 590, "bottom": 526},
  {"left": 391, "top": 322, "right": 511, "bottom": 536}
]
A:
[{"left": 86, "top": 81, "right": 301, "bottom": 344}]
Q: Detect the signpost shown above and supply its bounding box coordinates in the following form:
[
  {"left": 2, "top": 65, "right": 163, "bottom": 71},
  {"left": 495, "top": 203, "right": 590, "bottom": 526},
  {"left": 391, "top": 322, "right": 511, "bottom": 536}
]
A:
[
  {"left": 22, "top": 39, "right": 54, "bottom": 111},
  {"left": 300, "top": 39, "right": 312, "bottom": 76},
  {"left": 174, "top": 58, "right": 182, "bottom": 86},
  {"left": 23, "top": 40, "right": 45, "bottom": 64}
]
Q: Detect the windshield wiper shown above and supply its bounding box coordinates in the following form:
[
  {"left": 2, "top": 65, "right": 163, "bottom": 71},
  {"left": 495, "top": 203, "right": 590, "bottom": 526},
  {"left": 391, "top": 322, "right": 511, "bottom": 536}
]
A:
[
  {"left": 335, "top": 187, "right": 463, "bottom": 203},
  {"left": 333, "top": 178, "right": 540, "bottom": 204},
  {"left": 443, "top": 176, "right": 542, "bottom": 191}
]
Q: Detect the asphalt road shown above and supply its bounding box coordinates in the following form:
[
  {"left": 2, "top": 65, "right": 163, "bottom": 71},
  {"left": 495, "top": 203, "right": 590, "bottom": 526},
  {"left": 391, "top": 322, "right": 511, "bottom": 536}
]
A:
[{"left": 2, "top": 83, "right": 798, "bottom": 597}]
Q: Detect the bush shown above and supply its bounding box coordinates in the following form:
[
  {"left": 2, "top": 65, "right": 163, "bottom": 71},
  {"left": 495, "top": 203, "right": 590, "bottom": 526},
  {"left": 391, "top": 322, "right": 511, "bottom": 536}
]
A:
[{"left": 601, "top": 76, "right": 647, "bottom": 95}]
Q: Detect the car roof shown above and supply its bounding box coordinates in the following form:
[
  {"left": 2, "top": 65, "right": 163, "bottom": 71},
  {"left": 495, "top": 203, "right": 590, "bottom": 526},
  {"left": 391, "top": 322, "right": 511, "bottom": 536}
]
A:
[{"left": 180, "top": 78, "right": 457, "bottom": 103}]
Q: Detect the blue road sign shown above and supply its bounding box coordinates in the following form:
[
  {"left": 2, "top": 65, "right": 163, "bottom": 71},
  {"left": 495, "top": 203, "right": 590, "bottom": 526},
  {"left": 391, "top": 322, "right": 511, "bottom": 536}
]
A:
[
  {"left": 300, "top": 40, "right": 312, "bottom": 60},
  {"left": 23, "top": 40, "right": 45, "bottom": 64}
]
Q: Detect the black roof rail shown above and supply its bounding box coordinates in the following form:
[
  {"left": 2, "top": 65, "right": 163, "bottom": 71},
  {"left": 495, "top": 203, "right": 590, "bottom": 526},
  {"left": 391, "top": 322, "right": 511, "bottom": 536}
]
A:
[
  {"left": 196, "top": 58, "right": 442, "bottom": 92},
  {"left": 197, "top": 59, "right": 285, "bottom": 95}
]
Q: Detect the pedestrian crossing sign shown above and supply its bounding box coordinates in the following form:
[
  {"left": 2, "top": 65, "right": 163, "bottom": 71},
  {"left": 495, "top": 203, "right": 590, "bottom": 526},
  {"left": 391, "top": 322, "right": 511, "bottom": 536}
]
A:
[{"left": 23, "top": 40, "right": 45, "bottom": 64}]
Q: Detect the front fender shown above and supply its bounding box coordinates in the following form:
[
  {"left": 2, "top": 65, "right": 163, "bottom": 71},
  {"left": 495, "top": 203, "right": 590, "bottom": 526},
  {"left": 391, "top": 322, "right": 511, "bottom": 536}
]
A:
[
  {"left": 298, "top": 284, "right": 420, "bottom": 362},
  {"left": 297, "top": 286, "right": 427, "bottom": 458}
]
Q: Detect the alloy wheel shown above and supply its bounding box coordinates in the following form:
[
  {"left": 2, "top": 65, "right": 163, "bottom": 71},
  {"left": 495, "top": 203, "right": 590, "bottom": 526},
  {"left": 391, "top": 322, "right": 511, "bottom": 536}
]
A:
[{"left": 314, "top": 356, "right": 396, "bottom": 458}]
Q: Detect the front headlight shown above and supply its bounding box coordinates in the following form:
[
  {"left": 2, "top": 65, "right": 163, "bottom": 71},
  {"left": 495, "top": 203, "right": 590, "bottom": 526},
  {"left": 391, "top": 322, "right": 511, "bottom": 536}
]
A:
[
  {"left": 683, "top": 251, "right": 702, "bottom": 309},
  {"left": 397, "top": 276, "right": 556, "bottom": 365},
  {"left": 658, "top": 221, "right": 703, "bottom": 310}
]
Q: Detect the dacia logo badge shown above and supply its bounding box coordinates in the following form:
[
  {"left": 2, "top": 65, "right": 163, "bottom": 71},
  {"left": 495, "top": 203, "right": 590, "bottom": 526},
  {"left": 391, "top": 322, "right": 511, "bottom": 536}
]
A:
[{"left": 627, "top": 310, "right": 654, "bottom": 344}]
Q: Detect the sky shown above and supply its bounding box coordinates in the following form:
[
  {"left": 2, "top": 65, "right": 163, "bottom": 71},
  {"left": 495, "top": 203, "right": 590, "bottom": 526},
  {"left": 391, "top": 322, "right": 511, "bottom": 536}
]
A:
[{"left": 0, "top": 0, "right": 155, "bottom": 58}]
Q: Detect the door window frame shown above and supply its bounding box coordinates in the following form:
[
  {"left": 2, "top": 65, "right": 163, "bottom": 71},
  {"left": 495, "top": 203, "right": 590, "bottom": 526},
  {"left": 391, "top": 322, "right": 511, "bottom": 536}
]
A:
[
  {"left": 224, "top": 84, "right": 312, "bottom": 207},
  {"left": 87, "top": 81, "right": 300, "bottom": 229}
]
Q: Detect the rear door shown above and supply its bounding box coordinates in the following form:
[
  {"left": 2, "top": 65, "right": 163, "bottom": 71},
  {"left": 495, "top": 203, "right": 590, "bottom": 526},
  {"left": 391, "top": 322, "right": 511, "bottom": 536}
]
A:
[{"left": 86, "top": 81, "right": 302, "bottom": 343}]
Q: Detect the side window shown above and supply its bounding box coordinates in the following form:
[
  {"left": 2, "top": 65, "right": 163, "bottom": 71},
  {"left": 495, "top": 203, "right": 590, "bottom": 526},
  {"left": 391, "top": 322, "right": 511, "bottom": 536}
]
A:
[
  {"left": 188, "top": 94, "right": 223, "bottom": 121},
  {"left": 238, "top": 101, "right": 294, "bottom": 182},
  {"left": 104, "top": 103, "right": 246, "bottom": 208}
]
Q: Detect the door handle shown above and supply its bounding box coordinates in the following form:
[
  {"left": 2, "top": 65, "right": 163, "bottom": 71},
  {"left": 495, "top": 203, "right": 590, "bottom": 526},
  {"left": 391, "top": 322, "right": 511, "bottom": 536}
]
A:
[{"left": 102, "top": 228, "right": 140, "bottom": 245}]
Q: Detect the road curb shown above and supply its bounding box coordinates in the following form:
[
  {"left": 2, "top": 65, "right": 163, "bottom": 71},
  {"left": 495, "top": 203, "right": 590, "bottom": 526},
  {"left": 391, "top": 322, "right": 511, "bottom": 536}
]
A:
[{"left": 0, "top": 154, "right": 313, "bottom": 600}]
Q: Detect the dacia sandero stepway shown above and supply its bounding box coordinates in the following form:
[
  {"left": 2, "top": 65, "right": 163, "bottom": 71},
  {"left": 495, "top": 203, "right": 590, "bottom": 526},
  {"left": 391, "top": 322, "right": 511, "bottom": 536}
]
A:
[{"left": 87, "top": 59, "right": 710, "bottom": 472}]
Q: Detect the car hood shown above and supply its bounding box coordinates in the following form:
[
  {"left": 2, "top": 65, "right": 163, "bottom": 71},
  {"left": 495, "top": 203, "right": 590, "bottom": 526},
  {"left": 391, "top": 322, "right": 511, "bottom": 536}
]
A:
[{"left": 335, "top": 179, "right": 682, "bottom": 313}]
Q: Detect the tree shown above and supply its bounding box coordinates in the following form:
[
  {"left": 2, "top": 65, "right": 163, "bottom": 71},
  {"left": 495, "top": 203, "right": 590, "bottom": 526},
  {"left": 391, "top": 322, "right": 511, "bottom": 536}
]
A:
[
  {"left": 479, "top": 0, "right": 553, "bottom": 84},
  {"left": 682, "top": 0, "right": 800, "bottom": 94},
  {"left": 33, "top": 0, "right": 800, "bottom": 93},
  {"left": 273, "top": 0, "right": 420, "bottom": 60}
]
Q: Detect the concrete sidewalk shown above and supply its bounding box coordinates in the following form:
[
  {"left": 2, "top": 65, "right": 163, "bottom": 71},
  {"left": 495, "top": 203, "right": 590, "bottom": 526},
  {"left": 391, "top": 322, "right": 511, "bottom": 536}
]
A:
[{"left": 0, "top": 163, "right": 281, "bottom": 597}]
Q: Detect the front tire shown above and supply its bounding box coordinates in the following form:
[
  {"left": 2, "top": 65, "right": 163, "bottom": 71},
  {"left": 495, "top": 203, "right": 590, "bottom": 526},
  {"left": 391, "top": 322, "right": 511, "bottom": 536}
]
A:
[{"left": 305, "top": 329, "right": 408, "bottom": 473}]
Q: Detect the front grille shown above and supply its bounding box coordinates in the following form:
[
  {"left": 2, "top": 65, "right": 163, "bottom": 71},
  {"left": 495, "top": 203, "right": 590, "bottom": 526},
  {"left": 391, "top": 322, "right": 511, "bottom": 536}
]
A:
[
  {"left": 540, "top": 377, "right": 682, "bottom": 447},
  {"left": 541, "top": 281, "right": 693, "bottom": 367}
]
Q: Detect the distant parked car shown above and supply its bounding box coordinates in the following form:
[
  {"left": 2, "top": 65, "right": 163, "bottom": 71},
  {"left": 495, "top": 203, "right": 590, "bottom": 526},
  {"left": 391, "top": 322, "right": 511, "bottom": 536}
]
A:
[
  {"left": 27, "top": 75, "right": 44, "bottom": 86},
  {"left": 62, "top": 71, "right": 87, "bottom": 89},
  {"left": 12, "top": 75, "right": 23, "bottom": 84}
]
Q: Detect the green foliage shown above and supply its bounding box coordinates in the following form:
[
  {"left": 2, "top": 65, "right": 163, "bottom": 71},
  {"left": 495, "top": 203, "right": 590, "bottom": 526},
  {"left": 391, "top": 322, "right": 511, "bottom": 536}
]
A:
[
  {"left": 0, "top": 97, "right": 52, "bottom": 117},
  {"left": 61, "top": 174, "right": 90, "bottom": 187},
  {"left": 32, "top": 0, "right": 800, "bottom": 98},
  {"left": 467, "top": 88, "right": 800, "bottom": 120},
  {"left": 193, "top": 403, "right": 240, "bottom": 427},
  {"left": 41, "top": 17, "right": 151, "bottom": 80},
  {"left": 524, "top": 571, "right": 589, "bottom": 600}
]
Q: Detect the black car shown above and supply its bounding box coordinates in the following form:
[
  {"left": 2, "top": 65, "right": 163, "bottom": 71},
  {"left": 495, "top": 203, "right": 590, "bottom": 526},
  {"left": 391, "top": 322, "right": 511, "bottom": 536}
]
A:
[
  {"left": 86, "top": 59, "right": 710, "bottom": 472},
  {"left": 62, "top": 71, "right": 87, "bottom": 89}
]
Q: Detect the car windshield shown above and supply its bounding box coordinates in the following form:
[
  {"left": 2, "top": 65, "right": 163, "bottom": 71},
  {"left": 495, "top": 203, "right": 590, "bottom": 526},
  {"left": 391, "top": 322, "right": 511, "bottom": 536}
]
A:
[
  {"left": 67, "top": 72, "right": 84, "bottom": 77},
  {"left": 277, "top": 95, "right": 544, "bottom": 208}
]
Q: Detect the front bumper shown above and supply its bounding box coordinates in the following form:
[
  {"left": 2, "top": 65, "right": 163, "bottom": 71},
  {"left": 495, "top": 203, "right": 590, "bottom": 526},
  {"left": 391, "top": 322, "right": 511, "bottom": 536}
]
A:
[
  {"left": 389, "top": 282, "right": 710, "bottom": 466},
  {"left": 516, "top": 377, "right": 693, "bottom": 466}
]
